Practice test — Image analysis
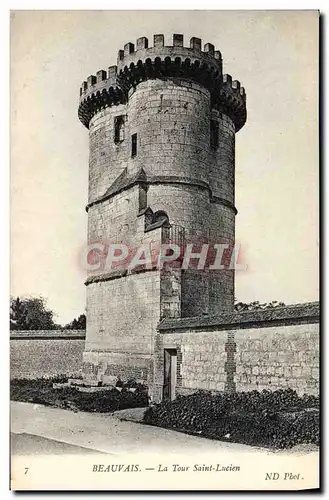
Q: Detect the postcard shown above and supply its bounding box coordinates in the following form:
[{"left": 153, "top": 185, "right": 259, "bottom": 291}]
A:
[{"left": 10, "top": 10, "right": 320, "bottom": 491}]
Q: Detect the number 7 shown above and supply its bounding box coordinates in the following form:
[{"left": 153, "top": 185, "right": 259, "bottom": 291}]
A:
[{"left": 24, "top": 467, "right": 29, "bottom": 475}]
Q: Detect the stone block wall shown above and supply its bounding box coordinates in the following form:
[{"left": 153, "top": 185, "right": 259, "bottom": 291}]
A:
[
  {"left": 153, "top": 329, "right": 228, "bottom": 402},
  {"left": 10, "top": 303, "right": 319, "bottom": 401},
  {"left": 208, "top": 201, "right": 236, "bottom": 314},
  {"left": 88, "top": 104, "right": 128, "bottom": 204},
  {"left": 127, "top": 78, "right": 211, "bottom": 182},
  {"left": 84, "top": 270, "right": 161, "bottom": 386},
  {"left": 87, "top": 185, "right": 139, "bottom": 246},
  {"left": 147, "top": 184, "right": 210, "bottom": 242},
  {"left": 82, "top": 350, "right": 152, "bottom": 386},
  {"left": 10, "top": 330, "right": 85, "bottom": 379},
  {"left": 156, "top": 303, "right": 319, "bottom": 401},
  {"left": 210, "top": 111, "right": 235, "bottom": 202},
  {"left": 208, "top": 110, "right": 236, "bottom": 315},
  {"left": 234, "top": 322, "right": 319, "bottom": 394}
]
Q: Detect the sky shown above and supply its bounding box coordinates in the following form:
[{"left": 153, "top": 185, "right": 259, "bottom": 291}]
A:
[{"left": 10, "top": 10, "right": 319, "bottom": 325}]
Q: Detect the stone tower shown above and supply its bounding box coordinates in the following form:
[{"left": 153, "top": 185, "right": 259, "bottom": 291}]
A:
[{"left": 78, "top": 34, "right": 246, "bottom": 394}]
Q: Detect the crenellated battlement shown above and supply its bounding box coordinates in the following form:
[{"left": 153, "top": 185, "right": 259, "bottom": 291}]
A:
[
  {"left": 115, "top": 34, "right": 222, "bottom": 98},
  {"left": 213, "top": 74, "right": 247, "bottom": 131},
  {"left": 116, "top": 34, "right": 222, "bottom": 72},
  {"left": 78, "top": 65, "right": 125, "bottom": 129},
  {"left": 79, "top": 65, "right": 118, "bottom": 98},
  {"left": 78, "top": 33, "right": 246, "bottom": 131}
]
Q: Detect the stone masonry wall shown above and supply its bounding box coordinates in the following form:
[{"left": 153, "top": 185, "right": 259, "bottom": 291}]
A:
[
  {"left": 87, "top": 185, "right": 139, "bottom": 247},
  {"left": 88, "top": 104, "right": 128, "bottom": 204},
  {"left": 210, "top": 111, "right": 235, "bottom": 202},
  {"left": 86, "top": 271, "right": 160, "bottom": 352},
  {"left": 156, "top": 303, "right": 319, "bottom": 401},
  {"left": 208, "top": 111, "right": 236, "bottom": 315},
  {"left": 208, "top": 203, "right": 236, "bottom": 314},
  {"left": 84, "top": 270, "right": 161, "bottom": 386},
  {"left": 147, "top": 183, "right": 211, "bottom": 317},
  {"left": 10, "top": 330, "right": 85, "bottom": 379},
  {"left": 153, "top": 329, "right": 228, "bottom": 402},
  {"left": 234, "top": 322, "right": 319, "bottom": 395},
  {"left": 127, "top": 78, "right": 211, "bottom": 182}
]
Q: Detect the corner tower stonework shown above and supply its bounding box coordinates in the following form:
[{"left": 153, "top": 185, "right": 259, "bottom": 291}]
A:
[{"left": 78, "top": 34, "right": 247, "bottom": 396}]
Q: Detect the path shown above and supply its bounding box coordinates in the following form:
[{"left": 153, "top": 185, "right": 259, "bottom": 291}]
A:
[{"left": 11, "top": 401, "right": 266, "bottom": 456}]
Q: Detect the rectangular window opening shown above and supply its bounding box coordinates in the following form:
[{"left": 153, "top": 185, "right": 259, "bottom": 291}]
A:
[
  {"left": 210, "top": 119, "right": 219, "bottom": 149},
  {"left": 131, "top": 133, "right": 137, "bottom": 157}
]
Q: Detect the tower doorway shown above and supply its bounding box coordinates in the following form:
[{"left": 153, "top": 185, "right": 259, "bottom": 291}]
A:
[{"left": 163, "top": 348, "right": 177, "bottom": 401}]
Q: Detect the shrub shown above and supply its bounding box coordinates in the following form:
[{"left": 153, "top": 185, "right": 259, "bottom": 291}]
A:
[{"left": 144, "top": 389, "right": 319, "bottom": 449}]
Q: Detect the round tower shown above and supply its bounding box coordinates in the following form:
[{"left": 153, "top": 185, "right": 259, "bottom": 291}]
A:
[{"left": 78, "top": 34, "right": 246, "bottom": 389}]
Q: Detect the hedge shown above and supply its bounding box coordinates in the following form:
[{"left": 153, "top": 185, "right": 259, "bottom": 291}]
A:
[{"left": 144, "top": 389, "right": 319, "bottom": 449}]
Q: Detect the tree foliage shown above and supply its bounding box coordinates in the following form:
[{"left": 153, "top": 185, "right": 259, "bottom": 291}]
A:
[
  {"left": 10, "top": 296, "right": 58, "bottom": 331},
  {"left": 234, "top": 300, "right": 286, "bottom": 312},
  {"left": 64, "top": 314, "right": 86, "bottom": 330}
]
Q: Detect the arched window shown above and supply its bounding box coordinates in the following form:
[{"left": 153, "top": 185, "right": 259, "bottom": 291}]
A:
[
  {"left": 138, "top": 184, "right": 148, "bottom": 212},
  {"left": 152, "top": 210, "right": 169, "bottom": 225},
  {"left": 114, "top": 116, "right": 125, "bottom": 143}
]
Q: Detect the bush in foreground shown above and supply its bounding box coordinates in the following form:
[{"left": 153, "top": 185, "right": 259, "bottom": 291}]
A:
[
  {"left": 11, "top": 376, "right": 149, "bottom": 412},
  {"left": 144, "top": 389, "right": 319, "bottom": 449}
]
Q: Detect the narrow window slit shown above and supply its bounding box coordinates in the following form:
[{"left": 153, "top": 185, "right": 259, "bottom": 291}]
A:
[{"left": 131, "top": 133, "right": 137, "bottom": 157}]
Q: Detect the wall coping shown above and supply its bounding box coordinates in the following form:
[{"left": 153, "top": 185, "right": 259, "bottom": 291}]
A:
[
  {"left": 158, "top": 302, "right": 320, "bottom": 332},
  {"left": 10, "top": 330, "right": 86, "bottom": 340}
]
